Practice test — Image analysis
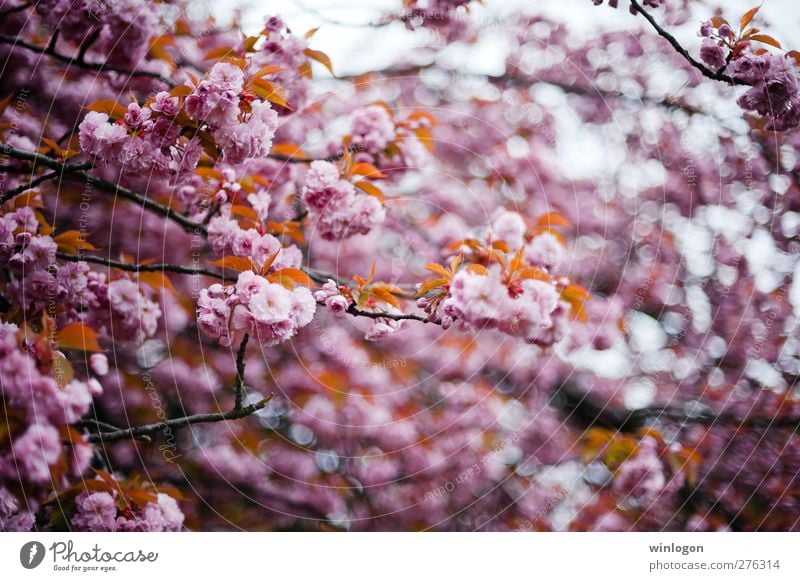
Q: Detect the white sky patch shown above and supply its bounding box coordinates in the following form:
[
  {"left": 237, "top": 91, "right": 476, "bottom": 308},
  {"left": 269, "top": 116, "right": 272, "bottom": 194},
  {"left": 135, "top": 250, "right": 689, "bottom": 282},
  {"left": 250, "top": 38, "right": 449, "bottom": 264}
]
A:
[
  {"left": 624, "top": 377, "right": 656, "bottom": 409},
  {"left": 744, "top": 228, "right": 792, "bottom": 293},
  {"left": 746, "top": 358, "right": 788, "bottom": 392},
  {"left": 560, "top": 343, "right": 632, "bottom": 379},
  {"left": 685, "top": 285, "right": 712, "bottom": 333},
  {"left": 671, "top": 216, "right": 715, "bottom": 278},
  {"left": 702, "top": 204, "right": 752, "bottom": 244},
  {"left": 626, "top": 311, "right": 667, "bottom": 353}
]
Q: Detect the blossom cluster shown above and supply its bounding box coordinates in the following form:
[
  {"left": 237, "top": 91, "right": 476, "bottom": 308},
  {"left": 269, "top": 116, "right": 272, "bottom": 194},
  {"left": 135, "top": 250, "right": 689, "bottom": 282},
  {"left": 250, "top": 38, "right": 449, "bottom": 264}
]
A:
[
  {"left": 1, "top": 208, "right": 161, "bottom": 341},
  {"left": 197, "top": 271, "right": 316, "bottom": 347},
  {"left": 698, "top": 17, "right": 800, "bottom": 130},
  {"left": 301, "top": 161, "right": 386, "bottom": 240},
  {"left": 79, "top": 62, "right": 279, "bottom": 180},
  {"left": 440, "top": 270, "right": 565, "bottom": 345},
  {"left": 418, "top": 210, "right": 574, "bottom": 345},
  {"left": 611, "top": 437, "right": 682, "bottom": 507},
  {"left": 349, "top": 105, "right": 397, "bottom": 154},
  {"left": 0, "top": 322, "right": 101, "bottom": 530},
  {"left": 34, "top": 0, "right": 160, "bottom": 67},
  {"left": 71, "top": 489, "right": 184, "bottom": 532},
  {"left": 207, "top": 210, "right": 301, "bottom": 272},
  {"left": 314, "top": 279, "right": 403, "bottom": 340}
]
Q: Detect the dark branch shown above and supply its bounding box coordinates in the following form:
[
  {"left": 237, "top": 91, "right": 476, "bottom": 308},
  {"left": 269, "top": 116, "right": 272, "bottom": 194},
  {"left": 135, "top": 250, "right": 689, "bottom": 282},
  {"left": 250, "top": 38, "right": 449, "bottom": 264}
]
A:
[
  {"left": 0, "top": 33, "right": 174, "bottom": 86},
  {"left": 267, "top": 145, "right": 366, "bottom": 165},
  {"left": 553, "top": 381, "right": 800, "bottom": 432},
  {"left": 1, "top": 169, "right": 59, "bottom": 203},
  {"left": 4, "top": 147, "right": 206, "bottom": 234},
  {"left": 87, "top": 395, "right": 274, "bottom": 444},
  {"left": 0, "top": 1, "right": 33, "bottom": 17},
  {"left": 75, "top": 418, "right": 151, "bottom": 441},
  {"left": 76, "top": 28, "right": 101, "bottom": 65},
  {"left": 56, "top": 251, "right": 227, "bottom": 280},
  {"left": 234, "top": 334, "right": 249, "bottom": 411},
  {"left": 628, "top": 0, "right": 747, "bottom": 86},
  {"left": 342, "top": 302, "right": 431, "bottom": 323}
]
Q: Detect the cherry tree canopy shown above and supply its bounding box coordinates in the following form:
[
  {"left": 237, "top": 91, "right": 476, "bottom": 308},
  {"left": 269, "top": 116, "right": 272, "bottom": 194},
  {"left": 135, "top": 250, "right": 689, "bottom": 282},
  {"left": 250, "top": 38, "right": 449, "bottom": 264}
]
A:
[{"left": 1, "top": 0, "right": 799, "bottom": 531}]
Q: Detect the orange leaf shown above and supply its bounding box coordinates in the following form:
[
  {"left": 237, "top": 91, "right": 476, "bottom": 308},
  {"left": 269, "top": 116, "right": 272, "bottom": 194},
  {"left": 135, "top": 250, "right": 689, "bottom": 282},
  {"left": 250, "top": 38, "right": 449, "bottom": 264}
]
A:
[
  {"left": 203, "top": 46, "right": 236, "bottom": 61},
  {"left": 517, "top": 266, "right": 550, "bottom": 281},
  {"left": 466, "top": 264, "right": 489, "bottom": 275},
  {"left": 407, "top": 111, "right": 438, "bottom": 125},
  {"left": 148, "top": 35, "right": 176, "bottom": 67},
  {"left": 417, "top": 277, "right": 447, "bottom": 296},
  {"left": 354, "top": 181, "right": 385, "bottom": 202},
  {"left": 740, "top": 5, "right": 760, "bottom": 31},
  {"left": 85, "top": 100, "right": 128, "bottom": 120},
  {"left": 267, "top": 268, "right": 313, "bottom": 288},
  {"left": 169, "top": 85, "right": 193, "bottom": 98},
  {"left": 251, "top": 64, "right": 284, "bottom": 79},
  {"left": 139, "top": 271, "right": 176, "bottom": 294},
  {"left": 298, "top": 61, "right": 313, "bottom": 79},
  {"left": 41, "top": 137, "right": 64, "bottom": 157},
  {"left": 267, "top": 220, "right": 305, "bottom": 244},
  {"left": 0, "top": 94, "right": 12, "bottom": 116},
  {"left": 250, "top": 78, "right": 289, "bottom": 108},
  {"left": 230, "top": 204, "right": 260, "bottom": 222},
  {"left": 750, "top": 34, "right": 782, "bottom": 49},
  {"left": 57, "top": 322, "right": 104, "bottom": 352},
  {"left": 303, "top": 48, "right": 335, "bottom": 76},
  {"left": 561, "top": 284, "right": 591, "bottom": 322},
  {"left": 270, "top": 142, "right": 309, "bottom": 159},
  {"left": 208, "top": 256, "right": 255, "bottom": 272},
  {"left": 371, "top": 286, "right": 399, "bottom": 308},
  {"left": 350, "top": 163, "right": 386, "bottom": 179},
  {"left": 242, "top": 35, "right": 260, "bottom": 53},
  {"left": 414, "top": 127, "right": 435, "bottom": 153},
  {"left": 536, "top": 212, "right": 571, "bottom": 229},
  {"left": 425, "top": 262, "right": 450, "bottom": 278},
  {"left": 196, "top": 167, "right": 224, "bottom": 181},
  {"left": 53, "top": 230, "right": 97, "bottom": 254},
  {"left": 710, "top": 16, "right": 730, "bottom": 30}
]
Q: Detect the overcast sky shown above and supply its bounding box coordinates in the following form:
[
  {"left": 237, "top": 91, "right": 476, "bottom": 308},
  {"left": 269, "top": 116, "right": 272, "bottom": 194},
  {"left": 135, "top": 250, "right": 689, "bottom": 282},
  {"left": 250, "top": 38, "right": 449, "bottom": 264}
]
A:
[{"left": 212, "top": 0, "right": 800, "bottom": 77}]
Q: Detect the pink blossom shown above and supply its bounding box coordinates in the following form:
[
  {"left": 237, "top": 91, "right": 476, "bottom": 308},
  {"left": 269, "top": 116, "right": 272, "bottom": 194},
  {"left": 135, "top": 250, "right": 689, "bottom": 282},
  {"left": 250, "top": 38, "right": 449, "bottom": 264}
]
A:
[
  {"left": 325, "top": 294, "right": 349, "bottom": 316},
  {"left": 350, "top": 105, "right": 395, "bottom": 152},
  {"left": 71, "top": 492, "right": 118, "bottom": 531}
]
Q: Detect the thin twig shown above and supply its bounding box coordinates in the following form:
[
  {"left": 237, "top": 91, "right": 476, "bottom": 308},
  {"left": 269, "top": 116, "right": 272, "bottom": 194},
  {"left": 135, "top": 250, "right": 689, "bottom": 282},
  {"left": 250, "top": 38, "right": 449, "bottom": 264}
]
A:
[
  {"left": 4, "top": 147, "right": 206, "bottom": 234},
  {"left": 87, "top": 394, "right": 274, "bottom": 444},
  {"left": 628, "top": 0, "right": 747, "bottom": 86},
  {"left": 1, "top": 169, "right": 60, "bottom": 203},
  {"left": 0, "top": 1, "right": 33, "bottom": 17},
  {"left": 75, "top": 418, "right": 151, "bottom": 441},
  {"left": 234, "top": 334, "right": 249, "bottom": 411},
  {"left": 0, "top": 33, "right": 174, "bottom": 86},
  {"left": 76, "top": 28, "right": 101, "bottom": 65},
  {"left": 342, "top": 302, "right": 431, "bottom": 323},
  {"left": 267, "top": 145, "right": 366, "bottom": 165},
  {"left": 56, "top": 251, "right": 227, "bottom": 280}
]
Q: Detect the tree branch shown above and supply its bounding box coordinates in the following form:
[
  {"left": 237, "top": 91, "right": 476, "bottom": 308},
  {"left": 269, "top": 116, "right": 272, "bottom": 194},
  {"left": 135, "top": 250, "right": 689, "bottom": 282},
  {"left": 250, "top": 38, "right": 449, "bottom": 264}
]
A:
[
  {"left": 267, "top": 145, "right": 366, "bottom": 165},
  {"left": 56, "top": 251, "right": 227, "bottom": 280},
  {"left": 343, "top": 302, "right": 431, "bottom": 323},
  {"left": 3, "top": 147, "right": 207, "bottom": 234},
  {"left": 0, "top": 1, "right": 33, "bottom": 17},
  {"left": 234, "top": 334, "right": 249, "bottom": 411},
  {"left": 554, "top": 381, "right": 800, "bottom": 431},
  {"left": 87, "top": 394, "right": 274, "bottom": 444},
  {"left": 628, "top": 0, "right": 747, "bottom": 86},
  {"left": 0, "top": 32, "right": 174, "bottom": 86},
  {"left": 2, "top": 169, "right": 60, "bottom": 203}
]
